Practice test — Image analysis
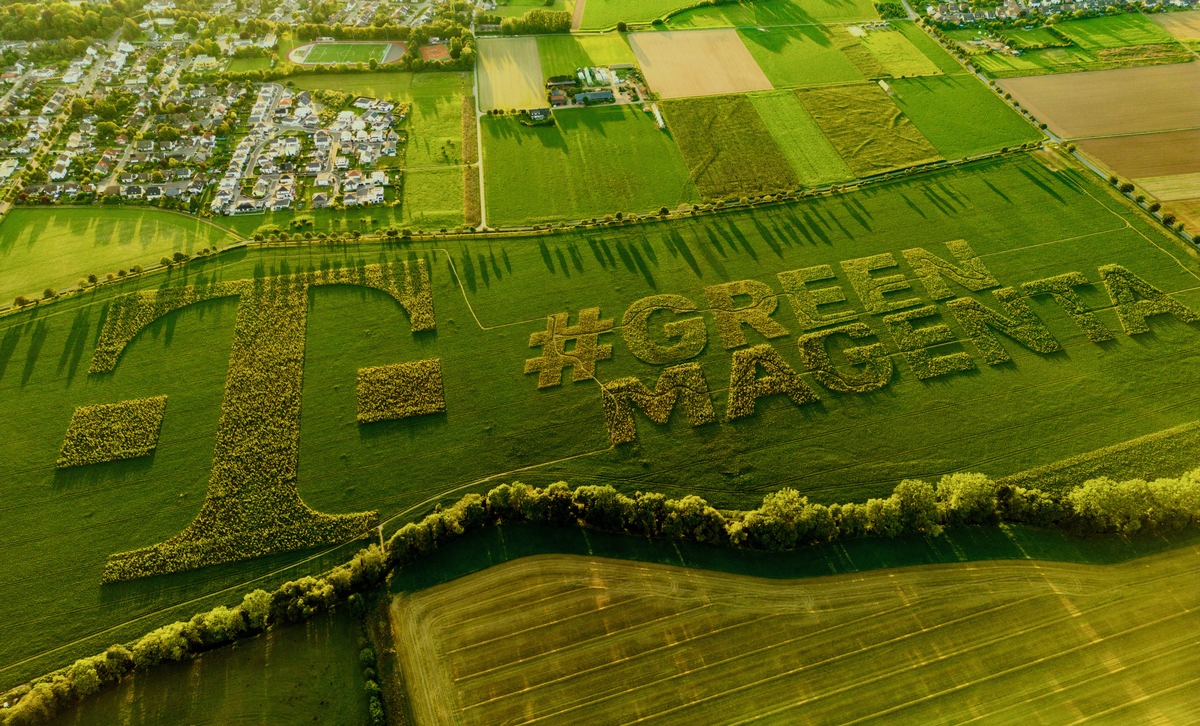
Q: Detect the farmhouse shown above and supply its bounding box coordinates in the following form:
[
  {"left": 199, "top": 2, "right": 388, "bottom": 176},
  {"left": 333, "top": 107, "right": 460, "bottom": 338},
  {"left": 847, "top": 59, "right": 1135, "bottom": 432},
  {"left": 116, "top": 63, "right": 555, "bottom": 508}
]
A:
[{"left": 529, "top": 108, "right": 551, "bottom": 122}]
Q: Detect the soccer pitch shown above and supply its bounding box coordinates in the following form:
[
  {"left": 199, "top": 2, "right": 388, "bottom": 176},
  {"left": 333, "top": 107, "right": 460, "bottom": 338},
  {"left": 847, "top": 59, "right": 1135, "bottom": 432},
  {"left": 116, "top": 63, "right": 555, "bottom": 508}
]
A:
[{"left": 303, "top": 42, "right": 389, "bottom": 65}]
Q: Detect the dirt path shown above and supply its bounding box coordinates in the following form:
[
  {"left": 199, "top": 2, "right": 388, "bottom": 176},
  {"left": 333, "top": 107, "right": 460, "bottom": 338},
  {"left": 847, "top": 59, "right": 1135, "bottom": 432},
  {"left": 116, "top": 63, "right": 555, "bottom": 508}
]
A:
[{"left": 571, "top": 0, "right": 587, "bottom": 30}]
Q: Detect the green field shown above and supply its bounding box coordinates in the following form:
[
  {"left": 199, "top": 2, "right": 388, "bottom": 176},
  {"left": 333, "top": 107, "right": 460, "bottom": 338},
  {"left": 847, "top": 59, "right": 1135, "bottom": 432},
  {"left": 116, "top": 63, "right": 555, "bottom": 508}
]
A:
[
  {"left": 896, "top": 18, "right": 966, "bottom": 74},
  {"left": 225, "top": 56, "right": 273, "bottom": 72},
  {"left": 480, "top": 105, "right": 698, "bottom": 225},
  {"left": 48, "top": 611, "right": 369, "bottom": 725},
  {"left": 401, "top": 168, "right": 465, "bottom": 230},
  {"left": 393, "top": 548, "right": 1200, "bottom": 723},
  {"left": 220, "top": 199, "right": 403, "bottom": 237},
  {"left": 858, "top": 27, "right": 944, "bottom": 77},
  {"left": 1054, "top": 13, "right": 1178, "bottom": 51},
  {"left": 748, "top": 91, "right": 853, "bottom": 187},
  {"left": 5, "top": 152, "right": 1200, "bottom": 692},
  {"left": 490, "top": 0, "right": 573, "bottom": 17},
  {"left": 668, "top": 0, "right": 879, "bottom": 28},
  {"left": 738, "top": 26, "right": 865, "bottom": 88},
  {"left": 663, "top": 94, "right": 801, "bottom": 198},
  {"left": 0, "top": 207, "right": 240, "bottom": 303},
  {"left": 302, "top": 42, "right": 389, "bottom": 65},
  {"left": 889, "top": 74, "right": 1042, "bottom": 158},
  {"left": 536, "top": 33, "right": 636, "bottom": 77},
  {"left": 798, "top": 82, "right": 941, "bottom": 176}
]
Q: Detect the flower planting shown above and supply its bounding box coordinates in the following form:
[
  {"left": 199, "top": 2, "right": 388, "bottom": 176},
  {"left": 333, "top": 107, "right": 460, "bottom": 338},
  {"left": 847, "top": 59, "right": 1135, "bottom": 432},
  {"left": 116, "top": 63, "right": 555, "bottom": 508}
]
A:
[
  {"left": 356, "top": 360, "right": 447, "bottom": 423},
  {"left": 56, "top": 396, "right": 168, "bottom": 468}
]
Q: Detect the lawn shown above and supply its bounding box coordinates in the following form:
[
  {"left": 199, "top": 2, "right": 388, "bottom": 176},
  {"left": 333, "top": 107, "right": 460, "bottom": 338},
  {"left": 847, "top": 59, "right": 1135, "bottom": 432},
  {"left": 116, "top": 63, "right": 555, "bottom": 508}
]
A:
[
  {"left": 48, "top": 611, "right": 369, "bottom": 725},
  {"left": 225, "top": 56, "right": 273, "bottom": 72},
  {"left": 662, "top": 94, "right": 801, "bottom": 198},
  {"left": 748, "top": 91, "right": 853, "bottom": 187},
  {"left": 797, "top": 82, "right": 941, "bottom": 176},
  {"left": 4, "top": 152, "right": 1200, "bottom": 693},
  {"left": 302, "top": 42, "right": 389, "bottom": 65},
  {"left": 480, "top": 105, "right": 698, "bottom": 225},
  {"left": 668, "top": 0, "right": 879, "bottom": 28},
  {"left": 0, "top": 207, "right": 240, "bottom": 303},
  {"left": 393, "top": 547, "right": 1200, "bottom": 723},
  {"left": 737, "top": 25, "right": 865, "bottom": 88},
  {"left": 536, "top": 33, "right": 637, "bottom": 77},
  {"left": 889, "top": 73, "right": 1042, "bottom": 158},
  {"left": 401, "top": 167, "right": 465, "bottom": 230}
]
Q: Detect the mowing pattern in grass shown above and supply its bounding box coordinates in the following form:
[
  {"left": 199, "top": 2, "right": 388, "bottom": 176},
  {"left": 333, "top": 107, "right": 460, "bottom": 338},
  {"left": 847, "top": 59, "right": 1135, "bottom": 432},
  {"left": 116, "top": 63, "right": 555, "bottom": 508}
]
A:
[
  {"left": 0, "top": 207, "right": 238, "bottom": 303},
  {"left": 481, "top": 106, "right": 698, "bottom": 225},
  {"left": 748, "top": 91, "right": 853, "bottom": 187},
  {"left": 664, "top": 94, "right": 800, "bottom": 198},
  {"left": 536, "top": 33, "right": 636, "bottom": 77},
  {"left": 302, "top": 42, "right": 389, "bottom": 65},
  {"left": 47, "top": 611, "right": 369, "bottom": 726},
  {"left": 56, "top": 396, "right": 168, "bottom": 468},
  {"left": 798, "top": 82, "right": 941, "bottom": 176},
  {"left": 393, "top": 549, "right": 1200, "bottom": 723},
  {"left": 738, "top": 26, "right": 864, "bottom": 88},
  {"left": 99, "top": 263, "right": 434, "bottom": 581},
  {"left": 889, "top": 74, "right": 1041, "bottom": 159}
]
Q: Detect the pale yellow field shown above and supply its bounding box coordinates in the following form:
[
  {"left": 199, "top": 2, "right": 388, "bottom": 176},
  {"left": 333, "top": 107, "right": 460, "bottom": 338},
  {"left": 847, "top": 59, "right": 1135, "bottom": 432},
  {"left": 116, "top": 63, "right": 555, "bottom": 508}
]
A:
[
  {"left": 478, "top": 37, "right": 546, "bottom": 111},
  {"left": 391, "top": 550, "right": 1200, "bottom": 725},
  {"left": 1135, "top": 171, "right": 1200, "bottom": 201},
  {"left": 1167, "top": 197, "right": 1200, "bottom": 231},
  {"left": 1152, "top": 9, "right": 1200, "bottom": 39},
  {"left": 629, "top": 29, "right": 774, "bottom": 99}
]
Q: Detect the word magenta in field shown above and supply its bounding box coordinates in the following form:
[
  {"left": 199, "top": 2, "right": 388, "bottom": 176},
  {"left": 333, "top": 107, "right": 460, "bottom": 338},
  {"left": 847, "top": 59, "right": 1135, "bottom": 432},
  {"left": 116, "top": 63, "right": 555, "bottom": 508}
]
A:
[{"left": 523, "top": 241, "right": 1200, "bottom": 445}]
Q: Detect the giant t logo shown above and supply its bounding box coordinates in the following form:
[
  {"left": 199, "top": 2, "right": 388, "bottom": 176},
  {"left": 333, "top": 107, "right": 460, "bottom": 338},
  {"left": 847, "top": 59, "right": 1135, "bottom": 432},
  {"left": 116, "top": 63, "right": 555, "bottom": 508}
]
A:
[{"left": 82, "top": 262, "right": 435, "bottom": 582}]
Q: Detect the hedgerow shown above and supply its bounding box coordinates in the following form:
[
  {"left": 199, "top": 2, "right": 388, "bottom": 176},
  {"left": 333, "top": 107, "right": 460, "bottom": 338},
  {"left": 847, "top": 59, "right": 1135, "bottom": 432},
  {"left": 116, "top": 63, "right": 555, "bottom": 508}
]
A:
[
  {"left": 56, "top": 396, "right": 168, "bottom": 468},
  {"left": 882, "top": 305, "right": 976, "bottom": 379},
  {"left": 1021, "top": 272, "right": 1115, "bottom": 344},
  {"left": 601, "top": 363, "right": 715, "bottom": 445},
  {"left": 946, "top": 287, "right": 1062, "bottom": 365},
  {"left": 356, "top": 360, "right": 446, "bottom": 423},
  {"left": 726, "top": 344, "right": 820, "bottom": 421}
]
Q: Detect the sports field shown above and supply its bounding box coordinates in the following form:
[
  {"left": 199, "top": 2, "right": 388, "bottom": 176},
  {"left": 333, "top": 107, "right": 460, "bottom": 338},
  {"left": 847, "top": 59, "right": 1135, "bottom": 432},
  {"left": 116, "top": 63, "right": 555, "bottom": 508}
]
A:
[
  {"left": 480, "top": 105, "right": 698, "bottom": 225},
  {"left": 392, "top": 549, "right": 1200, "bottom": 723},
  {"left": 0, "top": 207, "right": 239, "bottom": 303},
  {"left": 629, "top": 29, "right": 774, "bottom": 99},
  {"left": 478, "top": 37, "right": 545, "bottom": 111},
  {"left": 47, "top": 611, "right": 369, "bottom": 725},
  {"left": 299, "top": 42, "right": 391, "bottom": 65},
  {"left": 5, "top": 152, "right": 1200, "bottom": 690}
]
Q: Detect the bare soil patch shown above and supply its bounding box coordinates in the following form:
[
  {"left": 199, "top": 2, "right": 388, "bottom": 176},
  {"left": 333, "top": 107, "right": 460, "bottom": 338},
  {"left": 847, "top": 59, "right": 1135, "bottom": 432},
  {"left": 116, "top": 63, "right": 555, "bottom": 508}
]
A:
[
  {"left": 629, "top": 29, "right": 774, "bottom": 99},
  {"left": 1152, "top": 9, "right": 1200, "bottom": 39},
  {"left": 1077, "top": 129, "right": 1200, "bottom": 179},
  {"left": 420, "top": 43, "right": 451, "bottom": 61},
  {"left": 998, "top": 63, "right": 1200, "bottom": 138}
]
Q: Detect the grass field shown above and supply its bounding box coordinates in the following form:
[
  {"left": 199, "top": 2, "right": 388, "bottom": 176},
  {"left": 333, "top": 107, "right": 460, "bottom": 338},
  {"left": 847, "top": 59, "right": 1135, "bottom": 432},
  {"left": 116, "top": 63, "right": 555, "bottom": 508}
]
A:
[
  {"left": 302, "top": 42, "right": 389, "bottom": 65},
  {"left": 478, "top": 37, "right": 545, "bottom": 111},
  {"left": 738, "top": 26, "right": 865, "bottom": 88},
  {"left": 393, "top": 549, "right": 1200, "bottom": 723},
  {"left": 48, "top": 611, "right": 369, "bottom": 725},
  {"left": 629, "top": 29, "right": 774, "bottom": 99},
  {"left": 798, "top": 82, "right": 941, "bottom": 176},
  {"left": 490, "top": 0, "right": 573, "bottom": 17},
  {"left": 401, "top": 168, "right": 465, "bottom": 229},
  {"left": 889, "top": 74, "right": 1041, "bottom": 159},
  {"left": 662, "top": 94, "right": 800, "bottom": 197},
  {"left": 536, "top": 33, "right": 636, "bottom": 77},
  {"left": 5, "top": 152, "right": 1200, "bottom": 691},
  {"left": 225, "top": 56, "right": 273, "bottom": 72},
  {"left": 480, "top": 105, "right": 698, "bottom": 225},
  {"left": 1053, "top": 13, "right": 1178, "bottom": 51},
  {"left": 0, "top": 207, "right": 239, "bottom": 303},
  {"left": 857, "top": 26, "right": 944, "bottom": 77},
  {"left": 747, "top": 91, "right": 853, "bottom": 187},
  {"left": 667, "top": 0, "right": 879, "bottom": 28}
]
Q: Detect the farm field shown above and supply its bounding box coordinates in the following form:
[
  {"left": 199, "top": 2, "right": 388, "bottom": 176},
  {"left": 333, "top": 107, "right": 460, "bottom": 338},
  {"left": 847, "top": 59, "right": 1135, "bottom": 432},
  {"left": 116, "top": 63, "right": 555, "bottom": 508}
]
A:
[
  {"left": 225, "top": 56, "right": 273, "bottom": 72},
  {"left": 477, "top": 37, "right": 545, "bottom": 111},
  {"left": 997, "top": 63, "right": 1200, "bottom": 138},
  {"left": 300, "top": 42, "right": 391, "bottom": 65},
  {"left": 48, "top": 611, "right": 369, "bottom": 726},
  {"left": 889, "top": 74, "right": 1041, "bottom": 159},
  {"left": 738, "top": 26, "right": 865, "bottom": 88},
  {"left": 629, "top": 29, "right": 774, "bottom": 99},
  {"left": 401, "top": 168, "right": 465, "bottom": 229},
  {"left": 1152, "top": 9, "right": 1200, "bottom": 39},
  {"left": 856, "top": 26, "right": 943, "bottom": 77},
  {"left": 1168, "top": 198, "right": 1200, "bottom": 234},
  {"left": 536, "top": 33, "right": 636, "bottom": 77},
  {"left": 662, "top": 94, "right": 800, "bottom": 197},
  {"left": 290, "top": 70, "right": 467, "bottom": 104},
  {"left": 6, "top": 153, "right": 1200, "bottom": 691},
  {"left": 0, "top": 207, "right": 240, "bottom": 303},
  {"left": 490, "top": 0, "right": 573, "bottom": 18},
  {"left": 392, "top": 549, "right": 1200, "bottom": 724},
  {"left": 578, "top": 0, "right": 697, "bottom": 28},
  {"left": 798, "top": 82, "right": 941, "bottom": 176},
  {"left": 1052, "top": 13, "right": 1178, "bottom": 51},
  {"left": 219, "top": 199, "right": 403, "bottom": 236},
  {"left": 748, "top": 91, "right": 853, "bottom": 187},
  {"left": 479, "top": 105, "right": 698, "bottom": 225},
  {"left": 667, "top": 0, "right": 879, "bottom": 28},
  {"left": 1136, "top": 172, "right": 1200, "bottom": 202},
  {"left": 1077, "top": 129, "right": 1200, "bottom": 179}
]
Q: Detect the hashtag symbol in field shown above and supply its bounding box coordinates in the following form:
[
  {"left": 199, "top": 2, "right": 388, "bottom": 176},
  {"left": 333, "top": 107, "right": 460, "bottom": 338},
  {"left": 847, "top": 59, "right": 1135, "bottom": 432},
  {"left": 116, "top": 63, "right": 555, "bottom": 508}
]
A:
[{"left": 524, "top": 307, "right": 614, "bottom": 388}]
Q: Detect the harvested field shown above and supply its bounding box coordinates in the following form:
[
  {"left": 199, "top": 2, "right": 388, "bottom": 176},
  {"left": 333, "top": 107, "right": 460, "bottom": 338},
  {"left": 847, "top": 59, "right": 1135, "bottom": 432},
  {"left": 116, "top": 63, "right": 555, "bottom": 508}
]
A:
[
  {"left": 629, "top": 29, "right": 773, "bottom": 99},
  {"left": 738, "top": 26, "right": 865, "bottom": 88},
  {"left": 1077, "top": 129, "right": 1200, "bottom": 179},
  {"left": 420, "top": 43, "right": 451, "bottom": 61},
  {"left": 663, "top": 94, "right": 799, "bottom": 197},
  {"left": 798, "top": 82, "right": 941, "bottom": 176},
  {"left": 391, "top": 549, "right": 1200, "bottom": 724},
  {"left": 477, "top": 37, "right": 545, "bottom": 111},
  {"left": 1168, "top": 197, "right": 1200, "bottom": 231},
  {"left": 1152, "top": 9, "right": 1200, "bottom": 39},
  {"left": 1135, "top": 171, "right": 1200, "bottom": 201},
  {"left": 998, "top": 63, "right": 1200, "bottom": 138}
]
